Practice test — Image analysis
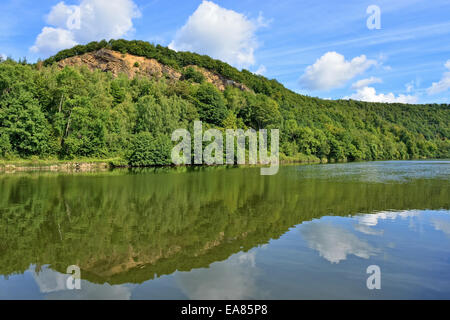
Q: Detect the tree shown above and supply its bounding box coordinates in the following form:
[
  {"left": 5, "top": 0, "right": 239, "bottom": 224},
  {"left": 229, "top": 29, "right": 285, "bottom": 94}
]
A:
[
  {"left": 127, "top": 132, "right": 172, "bottom": 166},
  {"left": 0, "top": 45, "right": 447, "bottom": 164},
  {"left": 0, "top": 90, "right": 51, "bottom": 157},
  {"left": 60, "top": 97, "right": 107, "bottom": 158},
  {"left": 194, "top": 83, "right": 228, "bottom": 126}
]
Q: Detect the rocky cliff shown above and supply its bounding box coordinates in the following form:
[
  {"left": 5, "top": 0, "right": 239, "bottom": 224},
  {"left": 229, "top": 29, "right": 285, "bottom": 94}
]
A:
[{"left": 57, "top": 48, "right": 250, "bottom": 92}]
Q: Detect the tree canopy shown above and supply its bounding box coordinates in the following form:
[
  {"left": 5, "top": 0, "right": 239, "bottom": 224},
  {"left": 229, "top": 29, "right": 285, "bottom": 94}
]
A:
[{"left": 0, "top": 40, "right": 448, "bottom": 164}]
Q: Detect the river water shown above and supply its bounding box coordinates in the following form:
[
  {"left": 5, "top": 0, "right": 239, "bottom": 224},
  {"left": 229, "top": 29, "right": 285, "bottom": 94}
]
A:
[{"left": 0, "top": 161, "right": 449, "bottom": 299}]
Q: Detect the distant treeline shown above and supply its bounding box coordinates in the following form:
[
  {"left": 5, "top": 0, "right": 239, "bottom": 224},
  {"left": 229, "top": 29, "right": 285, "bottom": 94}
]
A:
[{"left": 0, "top": 39, "right": 449, "bottom": 164}]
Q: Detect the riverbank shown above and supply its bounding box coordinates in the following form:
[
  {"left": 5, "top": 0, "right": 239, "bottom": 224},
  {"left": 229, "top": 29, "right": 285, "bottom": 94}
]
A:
[
  {"left": 0, "top": 154, "right": 326, "bottom": 173},
  {"left": 1, "top": 154, "right": 434, "bottom": 173},
  {"left": 0, "top": 158, "right": 112, "bottom": 173}
]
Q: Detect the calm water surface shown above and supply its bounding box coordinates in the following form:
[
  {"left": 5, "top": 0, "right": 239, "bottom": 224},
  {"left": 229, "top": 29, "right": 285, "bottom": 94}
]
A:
[{"left": 0, "top": 161, "right": 449, "bottom": 299}]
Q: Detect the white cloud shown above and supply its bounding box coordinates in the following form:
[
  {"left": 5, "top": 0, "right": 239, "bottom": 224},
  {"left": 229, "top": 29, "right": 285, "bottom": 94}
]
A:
[
  {"left": 351, "top": 77, "right": 382, "bottom": 89},
  {"left": 377, "top": 53, "right": 392, "bottom": 71},
  {"left": 31, "top": 265, "right": 132, "bottom": 299},
  {"left": 31, "top": 0, "right": 141, "bottom": 55},
  {"left": 357, "top": 210, "right": 420, "bottom": 227},
  {"left": 427, "top": 60, "right": 450, "bottom": 95},
  {"left": 0, "top": 53, "right": 6, "bottom": 61},
  {"left": 299, "top": 52, "right": 377, "bottom": 91},
  {"left": 46, "top": 281, "right": 132, "bottom": 300},
  {"left": 354, "top": 224, "right": 384, "bottom": 236},
  {"left": 176, "top": 251, "right": 263, "bottom": 299},
  {"left": 46, "top": 2, "right": 80, "bottom": 29},
  {"left": 300, "top": 222, "right": 378, "bottom": 264},
  {"left": 254, "top": 65, "right": 267, "bottom": 75},
  {"left": 32, "top": 265, "right": 67, "bottom": 293},
  {"left": 405, "top": 78, "right": 421, "bottom": 93},
  {"left": 169, "top": 1, "right": 266, "bottom": 68},
  {"left": 31, "top": 27, "right": 77, "bottom": 55},
  {"left": 405, "top": 81, "right": 414, "bottom": 93},
  {"left": 431, "top": 218, "right": 450, "bottom": 236},
  {"left": 344, "top": 86, "right": 418, "bottom": 104}
]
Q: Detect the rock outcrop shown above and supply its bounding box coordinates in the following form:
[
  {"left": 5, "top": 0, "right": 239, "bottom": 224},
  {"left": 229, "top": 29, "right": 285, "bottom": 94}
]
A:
[{"left": 57, "top": 48, "right": 251, "bottom": 92}]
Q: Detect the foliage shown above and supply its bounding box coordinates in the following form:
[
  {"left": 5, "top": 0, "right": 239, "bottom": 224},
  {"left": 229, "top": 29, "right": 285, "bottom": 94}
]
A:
[
  {"left": 126, "top": 132, "right": 172, "bottom": 166},
  {"left": 193, "top": 82, "right": 228, "bottom": 126},
  {"left": 182, "top": 66, "right": 205, "bottom": 83},
  {"left": 0, "top": 42, "right": 448, "bottom": 164},
  {"left": 0, "top": 166, "right": 448, "bottom": 283}
]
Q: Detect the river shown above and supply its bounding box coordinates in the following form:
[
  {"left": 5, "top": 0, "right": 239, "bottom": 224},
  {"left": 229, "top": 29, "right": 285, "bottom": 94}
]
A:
[{"left": 0, "top": 161, "right": 449, "bottom": 299}]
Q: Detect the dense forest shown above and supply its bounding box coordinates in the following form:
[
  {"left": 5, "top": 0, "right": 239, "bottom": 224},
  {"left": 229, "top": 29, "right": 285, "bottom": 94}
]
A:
[{"left": 0, "top": 39, "right": 449, "bottom": 165}]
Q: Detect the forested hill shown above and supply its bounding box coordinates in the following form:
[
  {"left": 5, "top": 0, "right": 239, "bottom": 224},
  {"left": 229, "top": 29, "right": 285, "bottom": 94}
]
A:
[{"left": 0, "top": 39, "right": 449, "bottom": 165}]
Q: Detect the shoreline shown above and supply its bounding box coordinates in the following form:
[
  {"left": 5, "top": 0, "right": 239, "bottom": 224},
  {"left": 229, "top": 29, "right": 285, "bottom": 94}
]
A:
[
  {"left": 0, "top": 156, "right": 442, "bottom": 173},
  {"left": 0, "top": 159, "right": 112, "bottom": 173}
]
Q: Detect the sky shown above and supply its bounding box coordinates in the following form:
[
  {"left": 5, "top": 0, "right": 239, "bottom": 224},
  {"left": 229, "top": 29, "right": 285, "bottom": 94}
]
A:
[{"left": 0, "top": 0, "right": 449, "bottom": 104}]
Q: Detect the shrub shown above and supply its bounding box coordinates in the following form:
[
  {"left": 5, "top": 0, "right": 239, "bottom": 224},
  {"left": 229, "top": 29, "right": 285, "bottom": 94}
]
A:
[
  {"left": 0, "top": 132, "right": 12, "bottom": 157},
  {"left": 127, "top": 132, "right": 172, "bottom": 166},
  {"left": 182, "top": 67, "right": 205, "bottom": 83}
]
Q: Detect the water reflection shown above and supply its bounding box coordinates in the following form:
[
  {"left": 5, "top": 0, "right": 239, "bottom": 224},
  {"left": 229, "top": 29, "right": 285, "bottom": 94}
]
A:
[
  {"left": 431, "top": 217, "right": 450, "bottom": 236},
  {"left": 300, "top": 222, "right": 379, "bottom": 263},
  {"left": 0, "top": 161, "right": 449, "bottom": 299},
  {"left": 31, "top": 266, "right": 132, "bottom": 300},
  {"left": 175, "top": 251, "right": 263, "bottom": 300},
  {"left": 357, "top": 210, "right": 420, "bottom": 227}
]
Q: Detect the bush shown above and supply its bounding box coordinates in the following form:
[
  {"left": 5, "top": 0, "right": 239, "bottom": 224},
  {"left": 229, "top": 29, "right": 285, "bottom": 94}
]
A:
[
  {"left": 182, "top": 67, "right": 205, "bottom": 83},
  {"left": 109, "top": 158, "right": 129, "bottom": 167},
  {"left": 127, "top": 132, "right": 172, "bottom": 166},
  {"left": 0, "top": 132, "right": 12, "bottom": 157}
]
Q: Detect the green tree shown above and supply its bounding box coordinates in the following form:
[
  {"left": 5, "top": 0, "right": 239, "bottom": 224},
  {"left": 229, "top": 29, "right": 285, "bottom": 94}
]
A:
[
  {"left": 194, "top": 83, "right": 228, "bottom": 126},
  {"left": 0, "top": 90, "right": 51, "bottom": 157},
  {"left": 127, "top": 132, "right": 172, "bottom": 166}
]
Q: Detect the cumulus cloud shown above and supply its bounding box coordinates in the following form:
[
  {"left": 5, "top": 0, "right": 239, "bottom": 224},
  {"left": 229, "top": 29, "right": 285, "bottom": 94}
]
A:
[
  {"left": 427, "top": 60, "right": 450, "bottom": 95},
  {"left": 0, "top": 53, "right": 7, "bottom": 61},
  {"left": 31, "top": 0, "right": 141, "bottom": 55},
  {"left": 31, "top": 27, "right": 77, "bottom": 55},
  {"left": 300, "top": 222, "right": 378, "bottom": 264},
  {"left": 46, "top": 2, "right": 80, "bottom": 29},
  {"left": 343, "top": 86, "right": 418, "bottom": 104},
  {"left": 169, "top": 1, "right": 266, "bottom": 68},
  {"left": 299, "top": 52, "right": 377, "bottom": 91},
  {"left": 351, "top": 77, "right": 382, "bottom": 89}
]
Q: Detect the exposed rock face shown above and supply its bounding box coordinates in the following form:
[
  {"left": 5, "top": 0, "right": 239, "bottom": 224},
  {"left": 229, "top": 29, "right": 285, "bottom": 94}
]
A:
[
  {"left": 57, "top": 48, "right": 181, "bottom": 80},
  {"left": 57, "top": 48, "right": 250, "bottom": 92}
]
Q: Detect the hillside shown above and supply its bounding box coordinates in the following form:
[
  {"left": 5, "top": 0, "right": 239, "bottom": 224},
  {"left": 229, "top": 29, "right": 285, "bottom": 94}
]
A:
[
  {"left": 0, "top": 39, "right": 449, "bottom": 165},
  {"left": 55, "top": 48, "right": 251, "bottom": 92}
]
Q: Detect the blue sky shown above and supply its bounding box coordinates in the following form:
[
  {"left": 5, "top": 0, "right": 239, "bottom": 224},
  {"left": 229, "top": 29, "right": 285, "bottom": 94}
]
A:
[{"left": 1, "top": 0, "right": 450, "bottom": 104}]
